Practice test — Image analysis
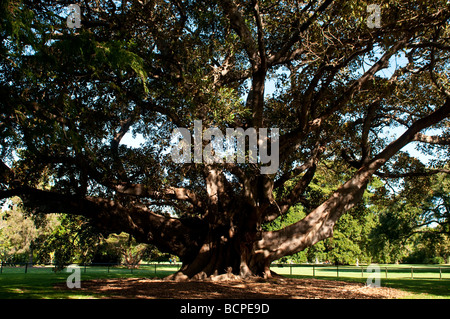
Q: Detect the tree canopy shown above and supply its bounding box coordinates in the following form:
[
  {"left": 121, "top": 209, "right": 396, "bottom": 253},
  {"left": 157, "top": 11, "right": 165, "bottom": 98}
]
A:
[{"left": 1, "top": 0, "right": 449, "bottom": 278}]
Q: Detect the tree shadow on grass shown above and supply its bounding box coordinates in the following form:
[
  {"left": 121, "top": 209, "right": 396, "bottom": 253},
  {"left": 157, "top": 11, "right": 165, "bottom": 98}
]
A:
[
  {"left": 72, "top": 277, "right": 404, "bottom": 299},
  {"left": 381, "top": 278, "right": 450, "bottom": 299},
  {"left": 287, "top": 275, "right": 450, "bottom": 299}
]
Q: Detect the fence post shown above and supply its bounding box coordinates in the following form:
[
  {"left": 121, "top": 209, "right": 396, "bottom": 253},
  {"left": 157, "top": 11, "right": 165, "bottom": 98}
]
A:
[
  {"left": 385, "top": 267, "right": 388, "bottom": 279},
  {"left": 336, "top": 265, "right": 339, "bottom": 278},
  {"left": 411, "top": 267, "right": 413, "bottom": 279},
  {"left": 313, "top": 265, "right": 315, "bottom": 277},
  {"left": 439, "top": 267, "right": 442, "bottom": 280},
  {"left": 290, "top": 264, "right": 292, "bottom": 275},
  {"left": 361, "top": 266, "right": 364, "bottom": 278}
]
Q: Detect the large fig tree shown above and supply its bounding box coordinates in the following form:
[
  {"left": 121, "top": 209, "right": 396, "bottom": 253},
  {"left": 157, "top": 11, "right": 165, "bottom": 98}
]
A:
[{"left": 1, "top": 0, "right": 449, "bottom": 279}]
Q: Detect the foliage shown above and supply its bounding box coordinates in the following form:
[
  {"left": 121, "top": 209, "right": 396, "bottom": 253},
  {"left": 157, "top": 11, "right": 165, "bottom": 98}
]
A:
[
  {"left": 32, "top": 214, "right": 101, "bottom": 269},
  {"left": 96, "top": 232, "right": 162, "bottom": 267},
  {"left": 0, "top": 202, "right": 37, "bottom": 263},
  {"left": 369, "top": 171, "right": 450, "bottom": 263}
]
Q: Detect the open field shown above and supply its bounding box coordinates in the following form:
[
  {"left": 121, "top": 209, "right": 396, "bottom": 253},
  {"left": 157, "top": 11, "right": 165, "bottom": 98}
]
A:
[
  {"left": 0, "top": 264, "right": 449, "bottom": 299},
  {"left": 274, "top": 264, "right": 450, "bottom": 299}
]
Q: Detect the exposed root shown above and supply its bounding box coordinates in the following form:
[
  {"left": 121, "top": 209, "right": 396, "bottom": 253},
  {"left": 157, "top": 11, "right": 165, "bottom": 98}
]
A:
[
  {"left": 164, "top": 272, "right": 190, "bottom": 282},
  {"left": 164, "top": 267, "right": 282, "bottom": 283},
  {"left": 210, "top": 267, "right": 241, "bottom": 281}
]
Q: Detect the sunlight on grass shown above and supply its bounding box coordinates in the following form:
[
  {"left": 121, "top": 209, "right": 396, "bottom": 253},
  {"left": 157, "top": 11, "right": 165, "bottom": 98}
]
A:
[{"left": 0, "top": 264, "right": 448, "bottom": 299}]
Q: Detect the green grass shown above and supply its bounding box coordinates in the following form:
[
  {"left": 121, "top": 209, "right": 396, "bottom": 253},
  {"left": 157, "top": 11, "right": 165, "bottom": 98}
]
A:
[
  {"left": 284, "top": 274, "right": 450, "bottom": 299},
  {"left": 0, "top": 264, "right": 449, "bottom": 299},
  {"left": 379, "top": 278, "right": 450, "bottom": 299},
  {"left": 0, "top": 272, "right": 93, "bottom": 299},
  {"left": 0, "top": 264, "right": 179, "bottom": 299},
  {"left": 274, "top": 264, "right": 450, "bottom": 299}
]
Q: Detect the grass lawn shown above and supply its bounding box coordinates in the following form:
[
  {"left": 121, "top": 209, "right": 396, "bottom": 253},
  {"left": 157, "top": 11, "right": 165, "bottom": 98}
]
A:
[
  {"left": 0, "top": 264, "right": 449, "bottom": 299},
  {"left": 275, "top": 264, "right": 450, "bottom": 299},
  {"left": 282, "top": 274, "right": 450, "bottom": 299},
  {"left": 0, "top": 265, "right": 174, "bottom": 299}
]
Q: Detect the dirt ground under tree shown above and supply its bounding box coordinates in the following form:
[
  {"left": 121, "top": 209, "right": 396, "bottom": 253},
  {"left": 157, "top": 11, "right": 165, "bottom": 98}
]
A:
[{"left": 63, "top": 277, "right": 405, "bottom": 299}]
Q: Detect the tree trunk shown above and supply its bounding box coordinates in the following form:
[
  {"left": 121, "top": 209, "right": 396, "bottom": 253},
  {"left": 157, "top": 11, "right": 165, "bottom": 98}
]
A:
[{"left": 166, "top": 225, "right": 272, "bottom": 280}]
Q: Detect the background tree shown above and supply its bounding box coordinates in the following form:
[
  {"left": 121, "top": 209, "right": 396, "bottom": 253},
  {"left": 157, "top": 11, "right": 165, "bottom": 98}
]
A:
[
  {"left": 369, "top": 171, "right": 450, "bottom": 263},
  {"left": 32, "top": 214, "right": 101, "bottom": 269},
  {"left": 101, "top": 232, "right": 161, "bottom": 268},
  {"left": 0, "top": 198, "right": 43, "bottom": 263},
  {"left": 0, "top": 199, "right": 164, "bottom": 268},
  {"left": 1, "top": 0, "right": 450, "bottom": 279}
]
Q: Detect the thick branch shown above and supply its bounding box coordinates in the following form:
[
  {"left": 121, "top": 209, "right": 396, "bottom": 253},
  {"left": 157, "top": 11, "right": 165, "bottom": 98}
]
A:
[
  {"left": 361, "top": 100, "right": 380, "bottom": 163},
  {"left": 274, "top": 143, "right": 324, "bottom": 189},
  {"left": 264, "top": 163, "right": 317, "bottom": 223},
  {"left": 220, "top": 0, "right": 259, "bottom": 66},
  {"left": 110, "top": 105, "right": 141, "bottom": 182},
  {"left": 267, "top": 0, "right": 334, "bottom": 66},
  {"left": 114, "top": 183, "right": 204, "bottom": 208},
  {"left": 279, "top": 38, "right": 409, "bottom": 159},
  {"left": 413, "top": 133, "right": 450, "bottom": 145},
  {"left": 2, "top": 186, "right": 206, "bottom": 260},
  {"left": 257, "top": 98, "right": 450, "bottom": 261}
]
